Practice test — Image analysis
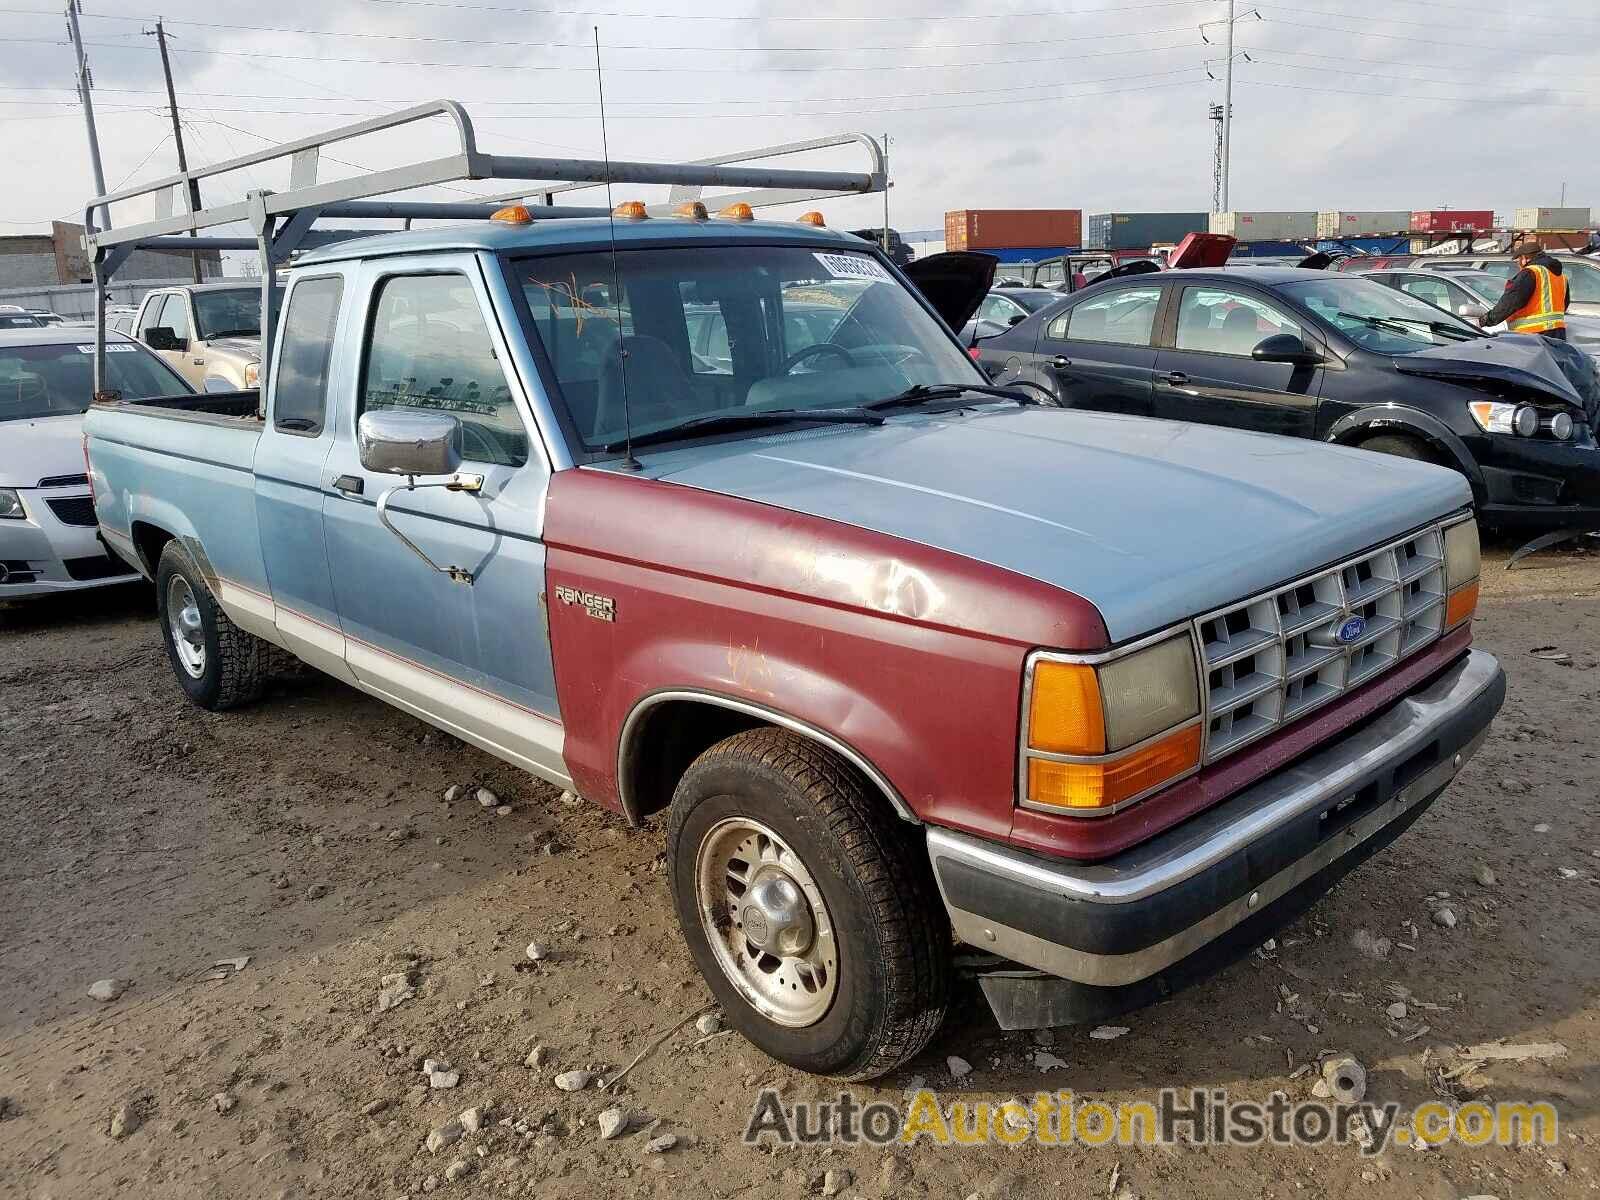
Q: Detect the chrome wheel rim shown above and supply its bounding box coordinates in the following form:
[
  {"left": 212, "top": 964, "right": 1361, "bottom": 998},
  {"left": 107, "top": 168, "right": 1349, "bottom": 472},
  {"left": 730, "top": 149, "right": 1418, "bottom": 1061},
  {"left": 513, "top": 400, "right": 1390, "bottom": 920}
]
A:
[
  {"left": 695, "top": 816, "right": 838, "bottom": 1028},
  {"left": 166, "top": 575, "right": 206, "bottom": 679}
]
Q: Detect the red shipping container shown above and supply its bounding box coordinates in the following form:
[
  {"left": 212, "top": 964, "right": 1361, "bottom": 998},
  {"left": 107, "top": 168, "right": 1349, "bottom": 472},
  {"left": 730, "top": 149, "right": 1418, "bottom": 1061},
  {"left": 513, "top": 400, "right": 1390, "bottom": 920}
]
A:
[
  {"left": 1410, "top": 209, "right": 1493, "bottom": 234},
  {"left": 944, "top": 209, "right": 1083, "bottom": 251}
]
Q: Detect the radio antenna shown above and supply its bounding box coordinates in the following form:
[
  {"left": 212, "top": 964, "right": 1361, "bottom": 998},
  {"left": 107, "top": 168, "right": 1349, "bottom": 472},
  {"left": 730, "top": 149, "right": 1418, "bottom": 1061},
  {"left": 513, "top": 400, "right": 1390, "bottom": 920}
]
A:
[{"left": 594, "top": 25, "right": 640, "bottom": 471}]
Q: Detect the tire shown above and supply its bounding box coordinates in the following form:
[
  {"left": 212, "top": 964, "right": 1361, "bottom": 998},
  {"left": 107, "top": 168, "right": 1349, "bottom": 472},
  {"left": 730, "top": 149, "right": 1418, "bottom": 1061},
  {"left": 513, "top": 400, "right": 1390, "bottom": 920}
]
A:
[
  {"left": 154, "top": 541, "right": 268, "bottom": 711},
  {"left": 666, "top": 727, "right": 950, "bottom": 1080},
  {"left": 1360, "top": 434, "right": 1442, "bottom": 465}
]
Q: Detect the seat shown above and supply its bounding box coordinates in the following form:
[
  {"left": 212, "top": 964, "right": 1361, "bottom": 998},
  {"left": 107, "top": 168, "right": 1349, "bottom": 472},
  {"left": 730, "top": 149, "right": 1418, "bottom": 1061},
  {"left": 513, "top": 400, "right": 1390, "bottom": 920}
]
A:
[
  {"left": 1220, "top": 305, "right": 1263, "bottom": 354},
  {"left": 593, "top": 334, "right": 707, "bottom": 440}
]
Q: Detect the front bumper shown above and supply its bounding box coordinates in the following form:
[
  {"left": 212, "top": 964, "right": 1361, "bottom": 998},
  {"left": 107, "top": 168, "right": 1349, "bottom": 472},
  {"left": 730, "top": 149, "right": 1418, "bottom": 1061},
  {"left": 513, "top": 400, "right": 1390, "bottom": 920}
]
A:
[
  {"left": 927, "top": 648, "right": 1505, "bottom": 1027},
  {"left": 1477, "top": 434, "right": 1600, "bottom": 527},
  {"left": 0, "top": 487, "right": 141, "bottom": 598}
]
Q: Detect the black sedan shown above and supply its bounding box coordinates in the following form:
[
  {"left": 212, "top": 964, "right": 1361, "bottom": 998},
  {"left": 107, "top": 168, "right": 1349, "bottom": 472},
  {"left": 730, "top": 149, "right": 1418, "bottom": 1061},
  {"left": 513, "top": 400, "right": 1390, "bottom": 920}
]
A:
[{"left": 974, "top": 267, "right": 1600, "bottom": 528}]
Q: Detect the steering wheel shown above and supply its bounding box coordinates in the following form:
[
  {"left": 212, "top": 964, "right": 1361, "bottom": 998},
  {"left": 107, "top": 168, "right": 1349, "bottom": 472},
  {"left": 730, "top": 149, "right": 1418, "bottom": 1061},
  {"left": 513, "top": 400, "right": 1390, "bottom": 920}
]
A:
[{"left": 782, "top": 343, "right": 855, "bottom": 374}]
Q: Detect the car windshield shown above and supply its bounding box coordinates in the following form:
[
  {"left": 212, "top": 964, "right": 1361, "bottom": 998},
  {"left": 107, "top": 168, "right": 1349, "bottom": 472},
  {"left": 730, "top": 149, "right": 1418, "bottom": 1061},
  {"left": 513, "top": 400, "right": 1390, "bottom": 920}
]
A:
[
  {"left": 0, "top": 313, "right": 41, "bottom": 329},
  {"left": 0, "top": 340, "right": 189, "bottom": 422},
  {"left": 1452, "top": 274, "right": 1505, "bottom": 304},
  {"left": 1006, "top": 290, "right": 1059, "bottom": 314},
  {"left": 510, "top": 244, "right": 984, "bottom": 453},
  {"left": 1278, "top": 275, "right": 1482, "bottom": 353},
  {"left": 192, "top": 289, "right": 261, "bottom": 339}
]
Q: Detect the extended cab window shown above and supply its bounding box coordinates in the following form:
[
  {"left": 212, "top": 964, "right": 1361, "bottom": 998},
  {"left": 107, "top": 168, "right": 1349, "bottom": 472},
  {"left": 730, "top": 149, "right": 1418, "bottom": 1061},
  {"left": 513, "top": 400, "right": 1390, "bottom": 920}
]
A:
[
  {"left": 1048, "top": 286, "right": 1161, "bottom": 346},
  {"left": 360, "top": 274, "right": 527, "bottom": 468},
  {"left": 1175, "top": 287, "right": 1301, "bottom": 356},
  {"left": 273, "top": 276, "right": 343, "bottom": 434}
]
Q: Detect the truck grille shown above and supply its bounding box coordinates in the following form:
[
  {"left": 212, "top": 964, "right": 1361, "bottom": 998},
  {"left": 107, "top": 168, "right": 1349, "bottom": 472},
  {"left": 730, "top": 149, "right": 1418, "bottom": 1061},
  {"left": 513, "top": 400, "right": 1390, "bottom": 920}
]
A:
[
  {"left": 46, "top": 495, "right": 97, "bottom": 527},
  {"left": 1195, "top": 522, "right": 1450, "bottom": 762}
]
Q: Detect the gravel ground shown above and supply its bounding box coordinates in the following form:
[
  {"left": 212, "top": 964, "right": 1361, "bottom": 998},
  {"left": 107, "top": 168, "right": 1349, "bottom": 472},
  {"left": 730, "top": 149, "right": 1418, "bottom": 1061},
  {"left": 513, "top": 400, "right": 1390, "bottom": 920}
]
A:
[{"left": 1, "top": 538, "right": 1597, "bottom": 1200}]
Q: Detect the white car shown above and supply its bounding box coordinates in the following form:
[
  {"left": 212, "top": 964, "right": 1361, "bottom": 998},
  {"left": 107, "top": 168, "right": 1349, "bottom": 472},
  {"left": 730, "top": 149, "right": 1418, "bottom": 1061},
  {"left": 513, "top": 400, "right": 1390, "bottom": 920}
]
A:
[{"left": 0, "top": 327, "right": 192, "bottom": 598}]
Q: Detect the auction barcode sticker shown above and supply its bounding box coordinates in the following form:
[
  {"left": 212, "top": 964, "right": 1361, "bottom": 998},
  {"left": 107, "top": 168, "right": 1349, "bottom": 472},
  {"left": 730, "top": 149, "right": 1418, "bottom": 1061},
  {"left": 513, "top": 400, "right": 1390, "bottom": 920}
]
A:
[
  {"left": 813, "top": 252, "right": 893, "bottom": 282},
  {"left": 76, "top": 344, "right": 137, "bottom": 353}
]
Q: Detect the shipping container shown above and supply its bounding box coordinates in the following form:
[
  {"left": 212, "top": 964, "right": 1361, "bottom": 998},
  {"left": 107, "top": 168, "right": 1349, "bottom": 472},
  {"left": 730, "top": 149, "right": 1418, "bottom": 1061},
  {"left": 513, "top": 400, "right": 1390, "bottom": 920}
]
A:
[
  {"left": 1512, "top": 206, "right": 1590, "bottom": 230},
  {"left": 944, "top": 209, "right": 1082, "bottom": 252},
  {"left": 1084, "top": 211, "right": 1207, "bottom": 251},
  {"left": 1316, "top": 210, "right": 1411, "bottom": 238},
  {"left": 1208, "top": 211, "right": 1317, "bottom": 241},
  {"left": 1409, "top": 209, "right": 1493, "bottom": 233}
]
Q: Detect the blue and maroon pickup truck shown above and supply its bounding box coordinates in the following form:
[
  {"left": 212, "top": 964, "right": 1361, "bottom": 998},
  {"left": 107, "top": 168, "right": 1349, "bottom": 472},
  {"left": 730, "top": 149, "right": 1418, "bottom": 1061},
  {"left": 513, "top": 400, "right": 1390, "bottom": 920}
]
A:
[{"left": 86, "top": 208, "right": 1504, "bottom": 1079}]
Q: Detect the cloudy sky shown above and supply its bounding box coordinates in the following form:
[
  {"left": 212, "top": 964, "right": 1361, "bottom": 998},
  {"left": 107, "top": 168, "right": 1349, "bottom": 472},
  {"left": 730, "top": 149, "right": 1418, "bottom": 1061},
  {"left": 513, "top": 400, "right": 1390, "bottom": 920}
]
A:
[{"left": 2, "top": 0, "right": 1597, "bottom": 255}]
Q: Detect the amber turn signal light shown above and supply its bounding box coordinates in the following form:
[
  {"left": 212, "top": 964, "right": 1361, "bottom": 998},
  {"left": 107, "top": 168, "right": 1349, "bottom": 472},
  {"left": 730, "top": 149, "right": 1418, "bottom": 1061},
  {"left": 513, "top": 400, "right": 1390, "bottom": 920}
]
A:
[
  {"left": 1027, "top": 725, "right": 1202, "bottom": 812},
  {"left": 1445, "top": 580, "right": 1479, "bottom": 629},
  {"left": 1027, "top": 661, "right": 1105, "bottom": 756}
]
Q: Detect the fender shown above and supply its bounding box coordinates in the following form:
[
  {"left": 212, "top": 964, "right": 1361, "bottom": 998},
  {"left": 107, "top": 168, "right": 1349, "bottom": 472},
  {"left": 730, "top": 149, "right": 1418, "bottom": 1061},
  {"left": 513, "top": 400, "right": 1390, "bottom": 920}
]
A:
[
  {"left": 617, "top": 688, "right": 915, "bottom": 825},
  {"left": 1326, "top": 405, "right": 1483, "bottom": 495}
]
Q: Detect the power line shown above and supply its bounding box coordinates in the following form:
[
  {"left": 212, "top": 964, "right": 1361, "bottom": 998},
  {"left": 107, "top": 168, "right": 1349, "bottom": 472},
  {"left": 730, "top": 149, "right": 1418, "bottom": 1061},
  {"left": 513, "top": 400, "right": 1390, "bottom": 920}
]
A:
[
  {"left": 1244, "top": 53, "right": 1600, "bottom": 101},
  {"left": 1265, "top": 1, "right": 1600, "bottom": 31},
  {"left": 1259, "top": 14, "right": 1596, "bottom": 55},
  {"left": 1236, "top": 77, "right": 1600, "bottom": 110}
]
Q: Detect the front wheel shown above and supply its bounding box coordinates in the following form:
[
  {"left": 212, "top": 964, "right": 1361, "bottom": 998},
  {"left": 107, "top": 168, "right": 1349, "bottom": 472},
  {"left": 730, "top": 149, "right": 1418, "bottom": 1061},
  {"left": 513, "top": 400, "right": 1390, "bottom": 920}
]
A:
[
  {"left": 154, "top": 541, "right": 269, "bottom": 711},
  {"left": 666, "top": 728, "right": 950, "bottom": 1079}
]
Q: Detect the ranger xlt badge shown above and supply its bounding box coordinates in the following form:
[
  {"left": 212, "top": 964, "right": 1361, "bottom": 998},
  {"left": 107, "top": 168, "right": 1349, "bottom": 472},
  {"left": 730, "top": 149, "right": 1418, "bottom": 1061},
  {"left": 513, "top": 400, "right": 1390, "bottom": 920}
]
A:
[{"left": 555, "top": 585, "right": 616, "bottom": 623}]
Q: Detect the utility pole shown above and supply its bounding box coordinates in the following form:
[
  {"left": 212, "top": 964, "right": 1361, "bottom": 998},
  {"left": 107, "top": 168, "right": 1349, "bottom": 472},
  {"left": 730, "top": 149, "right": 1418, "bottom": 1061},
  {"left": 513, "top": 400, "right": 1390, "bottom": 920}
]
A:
[
  {"left": 145, "top": 17, "right": 203, "bottom": 282},
  {"left": 1209, "top": 103, "right": 1226, "bottom": 214},
  {"left": 1200, "top": 4, "right": 1259, "bottom": 214},
  {"left": 65, "top": 0, "right": 109, "bottom": 230}
]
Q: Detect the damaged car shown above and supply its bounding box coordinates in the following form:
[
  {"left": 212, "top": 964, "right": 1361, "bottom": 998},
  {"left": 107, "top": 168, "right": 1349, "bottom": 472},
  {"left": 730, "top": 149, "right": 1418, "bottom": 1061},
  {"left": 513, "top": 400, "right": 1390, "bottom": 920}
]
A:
[{"left": 978, "top": 266, "right": 1600, "bottom": 529}]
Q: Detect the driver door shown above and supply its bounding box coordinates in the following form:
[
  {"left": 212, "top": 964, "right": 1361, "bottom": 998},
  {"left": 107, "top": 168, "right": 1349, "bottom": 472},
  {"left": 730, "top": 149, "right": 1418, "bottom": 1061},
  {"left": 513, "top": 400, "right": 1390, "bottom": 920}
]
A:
[
  {"left": 319, "top": 253, "right": 565, "bottom": 782},
  {"left": 1152, "top": 284, "right": 1324, "bottom": 438}
]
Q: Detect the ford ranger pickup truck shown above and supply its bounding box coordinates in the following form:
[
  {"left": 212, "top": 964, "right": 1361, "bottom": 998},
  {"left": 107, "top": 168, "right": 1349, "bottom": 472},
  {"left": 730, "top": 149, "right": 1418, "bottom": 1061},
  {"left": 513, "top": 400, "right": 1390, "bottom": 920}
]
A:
[{"left": 81, "top": 109, "right": 1504, "bottom": 1081}]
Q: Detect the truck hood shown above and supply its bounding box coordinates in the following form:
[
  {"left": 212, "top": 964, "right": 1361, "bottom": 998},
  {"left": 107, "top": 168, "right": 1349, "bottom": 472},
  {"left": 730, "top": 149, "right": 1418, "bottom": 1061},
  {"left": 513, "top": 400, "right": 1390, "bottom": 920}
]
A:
[
  {"left": 0, "top": 413, "right": 86, "bottom": 487},
  {"left": 205, "top": 336, "right": 261, "bottom": 362},
  {"left": 1393, "top": 334, "right": 1584, "bottom": 407},
  {"left": 639, "top": 406, "right": 1470, "bottom": 642}
]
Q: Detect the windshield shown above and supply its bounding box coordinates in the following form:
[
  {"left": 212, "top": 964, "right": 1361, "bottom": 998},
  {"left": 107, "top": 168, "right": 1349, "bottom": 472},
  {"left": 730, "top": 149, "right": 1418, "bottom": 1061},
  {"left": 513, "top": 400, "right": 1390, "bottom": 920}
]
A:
[
  {"left": 510, "top": 244, "right": 984, "bottom": 453},
  {"left": 1452, "top": 274, "right": 1505, "bottom": 304},
  {"left": 0, "top": 313, "right": 41, "bottom": 329},
  {"left": 1007, "top": 290, "right": 1059, "bottom": 314},
  {"left": 192, "top": 289, "right": 261, "bottom": 340},
  {"left": 0, "top": 340, "right": 190, "bottom": 422},
  {"left": 1278, "top": 275, "right": 1482, "bottom": 353}
]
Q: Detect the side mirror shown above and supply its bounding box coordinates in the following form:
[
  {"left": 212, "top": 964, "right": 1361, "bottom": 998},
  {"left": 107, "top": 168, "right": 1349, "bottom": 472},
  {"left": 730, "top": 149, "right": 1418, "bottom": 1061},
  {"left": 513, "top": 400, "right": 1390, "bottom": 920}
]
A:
[
  {"left": 357, "top": 409, "right": 483, "bottom": 586},
  {"left": 1252, "top": 333, "right": 1323, "bottom": 365},
  {"left": 146, "top": 326, "right": 183, "bottom": 352},
  {"left": 1457, "top": 302, "right": 1488, "bottom": 325},
  {"left": 358, "top": 408, "right": 463, "bottom": 477},
  {"left": 1007, "top": 312, "right": 1027, "bottom": 326}
]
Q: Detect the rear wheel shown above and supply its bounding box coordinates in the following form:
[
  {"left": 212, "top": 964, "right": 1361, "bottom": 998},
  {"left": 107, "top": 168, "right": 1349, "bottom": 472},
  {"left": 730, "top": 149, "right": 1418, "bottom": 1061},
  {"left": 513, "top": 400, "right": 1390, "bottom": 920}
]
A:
[
  {"left": 666, "top": 728, "right": 949, "bottom": 1080},
  {"left": 154, "top": 541, "right": 269, "bottom": 711}
]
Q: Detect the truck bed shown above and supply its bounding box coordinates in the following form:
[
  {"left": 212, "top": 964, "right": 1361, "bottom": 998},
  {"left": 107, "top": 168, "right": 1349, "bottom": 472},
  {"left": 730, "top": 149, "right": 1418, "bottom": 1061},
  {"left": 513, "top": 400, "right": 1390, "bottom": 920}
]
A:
[{"left": 95, "top": 389, "right": 262, "bottom": 428}]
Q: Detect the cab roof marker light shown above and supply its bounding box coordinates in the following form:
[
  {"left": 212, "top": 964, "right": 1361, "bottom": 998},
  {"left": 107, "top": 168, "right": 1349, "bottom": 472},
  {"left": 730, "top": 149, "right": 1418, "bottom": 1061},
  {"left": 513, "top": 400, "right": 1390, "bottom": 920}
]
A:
[
  {"left": 717, "top": 202, "right": 755, "bottom": 221},
  {"left": 672, "top": 201, "right": 709, "bottom": 220},
  {"left": 612, "top": 201, "right": 649, "bottom": 220},
  {"left": 490, "top": 205, "right": 533, "bottom": 224},
  {"left": 797, "top": 211, "right": 826, "bottom": 227}
]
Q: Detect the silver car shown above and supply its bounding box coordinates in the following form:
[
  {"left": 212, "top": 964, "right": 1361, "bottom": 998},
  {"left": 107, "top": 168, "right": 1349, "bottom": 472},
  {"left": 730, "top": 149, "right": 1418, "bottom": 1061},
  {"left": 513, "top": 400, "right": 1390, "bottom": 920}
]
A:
[
  {"left": 0, "top": 327, "right": 191, "bottom": 598},
  {"left": 1412, "top": 254, "right": 1600, "bottom": 318}
]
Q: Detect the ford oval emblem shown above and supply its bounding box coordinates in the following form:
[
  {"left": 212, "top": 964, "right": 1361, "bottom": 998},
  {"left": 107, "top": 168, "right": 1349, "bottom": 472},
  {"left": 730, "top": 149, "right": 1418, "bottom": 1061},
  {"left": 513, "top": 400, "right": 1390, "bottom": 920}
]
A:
[{"left": 1335, "top": 616, "right": 1367, "bottom": 645}]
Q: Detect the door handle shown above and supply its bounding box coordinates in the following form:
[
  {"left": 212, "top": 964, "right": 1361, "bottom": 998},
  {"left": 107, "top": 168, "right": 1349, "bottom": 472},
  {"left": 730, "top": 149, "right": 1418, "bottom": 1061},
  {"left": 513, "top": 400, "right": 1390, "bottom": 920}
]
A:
[
  {"left": 331, "top": 474, "right": 364, "bottom": 496},
  {"left": 1050, "top": 354, "right": 1072, "bottom": 369},
  {"left": 1164, "top": 371, "right": 1190, "bottom": 385},
  {"left": 192, "top": 357, "right": 205, "bottom": 365}
]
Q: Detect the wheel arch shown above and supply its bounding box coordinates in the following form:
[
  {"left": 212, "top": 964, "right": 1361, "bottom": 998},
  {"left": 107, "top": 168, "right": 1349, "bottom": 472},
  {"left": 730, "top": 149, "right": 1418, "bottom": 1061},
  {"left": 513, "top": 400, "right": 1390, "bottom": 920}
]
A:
[
  {"left": 616, "top": 690, "right": 918, "bottom": 829},
  {"left": 1326, "top": 406, "right": 1483, "bottom": 494}
]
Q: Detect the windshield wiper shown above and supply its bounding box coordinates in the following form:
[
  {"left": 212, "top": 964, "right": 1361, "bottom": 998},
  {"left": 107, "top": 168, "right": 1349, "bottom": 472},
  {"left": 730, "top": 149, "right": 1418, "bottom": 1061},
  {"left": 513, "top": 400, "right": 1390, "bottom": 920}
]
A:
[
  {"left": 598, "top": 406, "right": 884, "bottom": 452},
  {"left": 1335, "top": 311, "right": 1479, "bottom": 342},
  {"left": 203, "top": 328, "right": 260, "bottom": 340},
  {"left": 867, "top": 381, "right": 1046, "bottom": 410}
]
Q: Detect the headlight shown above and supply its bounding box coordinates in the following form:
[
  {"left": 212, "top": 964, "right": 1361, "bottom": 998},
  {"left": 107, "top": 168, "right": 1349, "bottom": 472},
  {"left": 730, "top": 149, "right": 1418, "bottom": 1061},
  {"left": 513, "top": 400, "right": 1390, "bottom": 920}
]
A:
[
  {"left": 1022, "top": 634, "right": 1202, "bottom": 814},
  {"left": 243, "top": 361, "right": 261, "bottom": 389},
  {"left": 1443, "top": 517, "right": 1480, "bottom": 629},
  {"left": 1468, "top": 400, "right": 1566, "bottom": 438},
  {"left": 0, "top": 488, "right": 24, "bottom": 520}
]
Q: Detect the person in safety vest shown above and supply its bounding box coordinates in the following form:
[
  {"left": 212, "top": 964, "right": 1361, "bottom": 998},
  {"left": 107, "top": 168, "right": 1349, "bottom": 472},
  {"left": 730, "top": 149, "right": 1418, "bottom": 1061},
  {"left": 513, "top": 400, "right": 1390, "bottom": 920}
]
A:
[{"left": 1483, "top": 238, "right": 1568, "bottom": 340}]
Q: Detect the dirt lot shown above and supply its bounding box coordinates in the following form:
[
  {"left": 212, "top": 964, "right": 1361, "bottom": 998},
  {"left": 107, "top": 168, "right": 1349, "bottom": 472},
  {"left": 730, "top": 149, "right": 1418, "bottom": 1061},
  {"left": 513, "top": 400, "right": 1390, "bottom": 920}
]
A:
[{"left": 2, "top": 540, "right": 1598, "bottom": 1200}]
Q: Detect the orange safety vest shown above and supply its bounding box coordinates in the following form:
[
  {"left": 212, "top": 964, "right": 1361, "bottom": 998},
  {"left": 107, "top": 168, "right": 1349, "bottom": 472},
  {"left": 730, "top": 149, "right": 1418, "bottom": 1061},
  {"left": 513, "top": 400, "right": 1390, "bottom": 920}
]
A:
[{"left": 1506, "top": 264, "right": 1568, "bottom": 333}]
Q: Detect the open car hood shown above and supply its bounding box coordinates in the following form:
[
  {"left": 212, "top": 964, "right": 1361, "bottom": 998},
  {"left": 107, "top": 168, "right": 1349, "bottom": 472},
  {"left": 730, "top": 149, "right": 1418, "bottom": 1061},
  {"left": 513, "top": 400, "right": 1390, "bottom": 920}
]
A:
[
  {"left": 1393, "top": 334, "right": 1586, "bottom": 408},
  {"left": 1167, "top": 232, "right": 1237, "bottom": 269},
  {"left": 904, "top": 251, "right": 997, "bottom": 332}
]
